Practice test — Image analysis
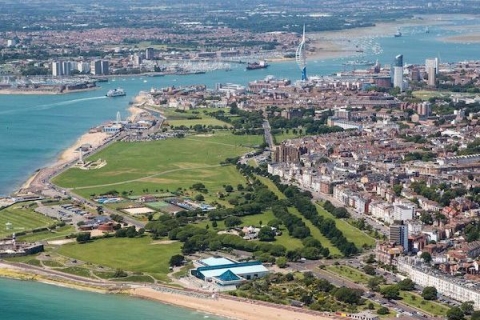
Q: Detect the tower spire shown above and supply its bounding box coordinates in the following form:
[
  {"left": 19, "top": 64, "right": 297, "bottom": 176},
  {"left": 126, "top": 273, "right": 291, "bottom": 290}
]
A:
[{"left": 296, "top": 24, "right": 307, "bottom": 81}]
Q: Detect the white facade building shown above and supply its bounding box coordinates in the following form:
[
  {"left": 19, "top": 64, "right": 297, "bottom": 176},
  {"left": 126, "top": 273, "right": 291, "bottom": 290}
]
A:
[{"left": 398, "top": 257, "right": 480, "bottom": 308}]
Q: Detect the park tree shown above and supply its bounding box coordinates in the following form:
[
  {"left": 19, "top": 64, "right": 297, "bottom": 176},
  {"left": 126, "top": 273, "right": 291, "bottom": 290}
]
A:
[
  {"left": 422, "top": 286, "right": 438, "bottom": 300},
  {"left": 397, "top": 278, "right": 415, "bottom": 291},
  {"left": 276, "top": 257, "right": 287, "bottom": 268},
  {"left": 380, "top": 285, "right": 400, "bottom": 300},
  {"left": 470, "top": 310, "right": 480, "bottom": 320},
  {"left": 367, "top": 276, "right": 385, "bottom": 292},
  {"left": 460, "top": 301, "right": 474, "bottom": 315},
  {"left": 447, "top": 307, "right": 465, "bottom": 320},
  {"left": 377, "top": 307, "right": 390, "bottom": 315},
  {"left": 195, "top": 194, "right": 205, "bottom": 201},
  {"left": 224, "top": 216, "right": 242, "bottom": 228},
  {"left": 334, "top": 287, "right": 363, "bottom": 304},
  {"left": 333, "top": 207, "right": 349, "bottom": 218},
  {"left": 258, "top": 226, "right": 276, "bottom": 241},
  {"left": 364, "top": 254, "right": 376, "bottom": 264},
  {"left": 224, "top": 185, "right": 234, "bottom": 193},
  {"left": 420, "top": 251, "right": 432, "bottom": 263},
  {"left": 76, "top": 232, "right": 91, "bottom": 244},
  {"left": 301, "top": 247, "right": 321, "bottom": 260},
  {"left": 169, "top": 254, "right": 185, "bottom": 267},
  {"left": 316, "top": 278, "right": 334, "bottom": 292},
  {"left": 363, "top": 265, "right": 376, "bottom": 276},
  {"left": 267, "top": 218, "right": 282, "bottom": 228},
  {"left": 286, "top": 249, "right": 302, "bottom": 262}
]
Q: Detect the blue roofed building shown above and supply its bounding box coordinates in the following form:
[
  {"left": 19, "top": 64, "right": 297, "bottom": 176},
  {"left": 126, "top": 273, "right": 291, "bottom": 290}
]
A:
[{"left": 191, "top": 257, "right": 269, "bottom": 286}]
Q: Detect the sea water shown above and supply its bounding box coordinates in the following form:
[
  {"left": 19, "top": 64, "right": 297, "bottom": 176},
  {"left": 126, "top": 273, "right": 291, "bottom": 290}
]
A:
[
  {"left": 0, "top": 278, "right": 225, "bottom": 320},
  {"left": 0, "top": 16, "right": 479, "bottom": 196}
]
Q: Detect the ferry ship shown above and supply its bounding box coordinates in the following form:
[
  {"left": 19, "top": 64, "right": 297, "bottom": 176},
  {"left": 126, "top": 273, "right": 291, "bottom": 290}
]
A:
[
  {"left": 246, "top": 60, "right": 269, "bottom": 70},
  {"left": 106, "top": 88, "right": 126, "bottom": 97}
]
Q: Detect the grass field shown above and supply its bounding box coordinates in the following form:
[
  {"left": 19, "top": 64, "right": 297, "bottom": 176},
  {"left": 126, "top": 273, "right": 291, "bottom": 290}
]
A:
[
  {"left": 255, "top": 176, "right": 286, "bottom": 200},
  {"left": 254, "top": 176, "right": 340, "bottom": 254},
  {"left": 315, "top": 204, "right": 376, "bottom": 248},
  {"left": 17, "top": 225, "right": 76, "bottom": 242},
  {"left": 326, "top": 265, "right": 372, "bottom": 284},
  {"left": 412, "top": 90, "right": 453, "bottom": 101},
  {"left": 54, "top": 132, "right": 263, "bottom": 199},
  {"left": 0, "top": 205, "right": 55, "bottom": 239},
  {"left": 241, "top": 209, "right": 304, "bottom": 249},
  {"left": 161, "top": 108, "right": 231, "bottom": 128},
  {"left": 288, "top": 207, "right": 341, "bottom": 256},
  {"left": 399, "top": 291, "right": 449, "bottom": 317},
  {"left": 273, "top": 132, "right": 302, "bottom": 144},
  {"left": 57, "top": 237, "right": 182, "bottom": 282},
  {"left": 166, "top": 118, "right": 231, "bottom": 128}
]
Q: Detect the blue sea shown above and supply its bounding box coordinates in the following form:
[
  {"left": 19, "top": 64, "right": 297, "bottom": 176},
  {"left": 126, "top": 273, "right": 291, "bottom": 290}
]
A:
[
  {"left": 0, "top": 278, "right": 225, "bottom": 320},
  {"left": 0, "top": 16, "right": 480, "bottom": 318}
]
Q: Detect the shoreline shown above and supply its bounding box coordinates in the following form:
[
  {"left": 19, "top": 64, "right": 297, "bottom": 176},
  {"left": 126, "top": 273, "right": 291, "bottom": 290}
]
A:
[
  {"left": 0, "top": 86, "right": 99, "bottom": 95},
  {"left": 16, "top": 92, "right": 152, "bottom": 194},
  {"left": 0, "top": 262, "right": 332, "bottom": 320}
]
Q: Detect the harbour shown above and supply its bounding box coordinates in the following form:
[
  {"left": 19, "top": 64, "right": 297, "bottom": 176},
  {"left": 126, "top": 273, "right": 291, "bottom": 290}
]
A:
[{"left": 3, "top": 17, "right": 480, "bottom": 196}]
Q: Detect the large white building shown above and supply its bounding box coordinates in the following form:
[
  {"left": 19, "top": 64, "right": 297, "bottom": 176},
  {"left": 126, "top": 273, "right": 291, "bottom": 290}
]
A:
[
  {"left": 393, "top": 66, "right": 404, "bottom": 91},
  {"left": 393, "top": 204, "right": 414, "bottom": 222},
  {"left": 52, "top": 62, "right": 62, "bottom": 77},
  {"left": 398, "top": 257, "right": 480, "bottom": 308}
]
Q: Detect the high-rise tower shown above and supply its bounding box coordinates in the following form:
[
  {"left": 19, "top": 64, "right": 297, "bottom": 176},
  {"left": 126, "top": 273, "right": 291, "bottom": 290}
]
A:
[{"left": 296, "top": 25, "right": 307, "bottom": 81}]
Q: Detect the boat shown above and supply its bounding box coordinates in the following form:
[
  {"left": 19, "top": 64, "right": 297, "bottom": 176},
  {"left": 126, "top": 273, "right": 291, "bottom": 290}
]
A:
[
  {"left": 246, "top": 60, "right": 269, "bottom": 70},
  {"left": 394, "top": 29, "right": 402, "bottom": 37},
  {"left": 106, "top": 88, "right": 126, "bottom": 97},
  {"left": 425, "top": 27, "right": 430, "bottom": 34}
]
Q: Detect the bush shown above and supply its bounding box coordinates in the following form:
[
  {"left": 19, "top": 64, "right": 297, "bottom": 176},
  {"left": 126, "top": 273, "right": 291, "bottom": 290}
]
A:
[
  {"left": 377, "top": 307, "right": 390, "bottom": 315},
  {"left": 422, "top": 286, "right": 438, "bottom": 300},
  {"left": 276, "top": 257, "right": 287, "bottom": 268},
  {"left": 76, "top": 232, "right": 91, "bottom": 244}
]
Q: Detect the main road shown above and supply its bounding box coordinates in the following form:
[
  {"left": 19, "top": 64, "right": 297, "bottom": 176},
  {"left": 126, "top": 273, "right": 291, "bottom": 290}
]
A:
[{"left": 263, "top": 120, "right": 274, "bottom": 149}]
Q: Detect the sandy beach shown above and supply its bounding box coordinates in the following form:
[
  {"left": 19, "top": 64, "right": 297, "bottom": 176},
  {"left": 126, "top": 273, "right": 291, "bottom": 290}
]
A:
[
  {"left": 132, "top": 287, "right": 331, "bottom": 320},
  {"left": 59, "top": 131, "right": 110, "bottom": 163},
  {"left": 0, "top": 261, "right": 334, "bottom": 320}
]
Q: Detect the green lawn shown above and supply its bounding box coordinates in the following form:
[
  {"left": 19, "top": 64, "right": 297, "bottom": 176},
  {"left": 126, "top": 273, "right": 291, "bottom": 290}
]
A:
[
  {"left": 161, "top": 108, "right": 231, "bottom": 127},
  {"left": 254, "top": 176, "right": 339, "bottom": 253},
  {"left": 74, "top": 165, "right": 248, "bottom": 201},
  {"left": 54, "top": 133, "right": 263, "bottom": 199},
  {"left": 288, "top": 207, "right": 341, "bottom": 256},
  {"left": 17, "top": 225, "right": 76, "bottom": 242},
  {"left": 57, "top": 237, "right": 182, "bottom": 282},
  {"left": 241, "top": 210, "right": 304, "bottom": 249},
  {"left": 255, "top": 176, "right": 286, "bottom": 200},
  {"left": 196, "top": 210, "right": 304, "bottom": 249},
  {"left": 326, "top": 265, "right": 372, "bottom": 284},
  {"left": 0, "top": 205, "right": 56, "bottom": 239},
  {"left": 167, "top": 118, "right": 231, "bottom": 127},
  {"left": 315, "top": 204, "right": 376, "bottom": 248},
  {"left": 273, "top": 132, "right": 302, "bottom": 144},
  {"left": 412, "top": 90, "right": 453, "bottom": 101},
  {"left": 399, "top": 291, "right": 449, "bottom": 316}
]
